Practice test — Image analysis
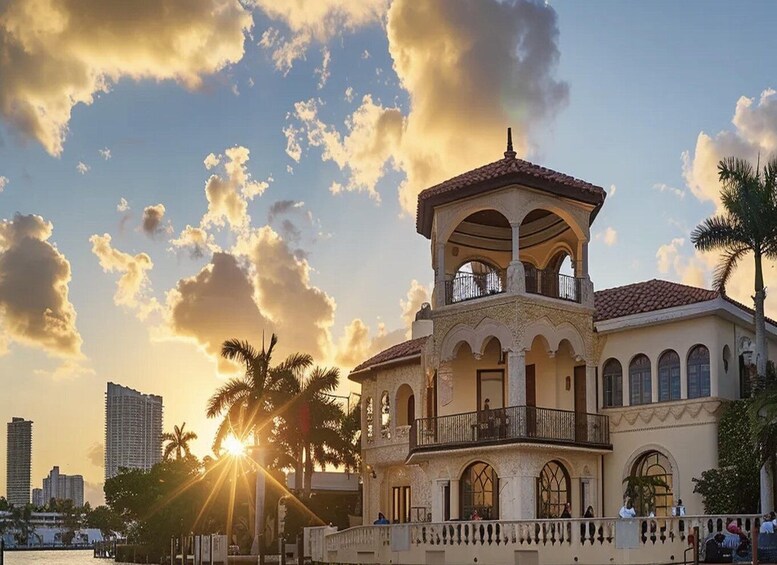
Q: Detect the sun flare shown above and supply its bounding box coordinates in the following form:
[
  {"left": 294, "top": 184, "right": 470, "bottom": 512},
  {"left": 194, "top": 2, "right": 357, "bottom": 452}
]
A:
[{"left": 222, "top": 434, "right": 247, "bottom": 457}]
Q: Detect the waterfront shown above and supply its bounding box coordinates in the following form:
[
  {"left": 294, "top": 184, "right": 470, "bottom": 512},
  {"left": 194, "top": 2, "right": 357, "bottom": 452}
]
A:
[{"left": 2, "top": 550, "right": 120, "bottom": 565}]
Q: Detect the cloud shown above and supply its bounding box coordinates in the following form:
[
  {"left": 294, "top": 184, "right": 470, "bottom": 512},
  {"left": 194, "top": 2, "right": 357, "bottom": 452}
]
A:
[
  {"left": 335, "top": 279, "right": 430, "bottom": 368},
  {"left": 169, "top": 225, "right": 219, "bottom": 259},
  {"left": 653, "top": 183, "right": 685, "bottom": 199},
  {"left": 608, "top": 184, "right": 617, "bottom": 198},
  {"left": 361, "top": 50, "right": 371, "bottom": 60},
  {"left": 344, "top": 86, "right": 355, "bottom": 103},
  {"left": 141, "top": 203, "right": 169, "bottom": 237},
  {"left": 255, "top": 1, "right": 386, "bottom": 72},
  {"left": 0, "top": 214, "right": 83, "bottom": 358},
  {"left": 0, "top": 176, "right": 7, "bottom": 193},
  {"left": 283, "top": 124, "right": 303, "bottom": 162},
  {"left": 316, "top": 47, "right": 331, "bottom": 89},
  {"left": 165, "top": 252, "right": 271, "bottom": 371},
  {"left": 655, "top": 237, "right": 708, "bottom": 289},
  {"left": 116, "top": 198, "right": 130, "bottom": 213},
  {"left": 87, "top": 442, "right": 104, "bottom": 468},
  {"left": 290, "top": 0, "right": 569, "bottom": 214},
  {"left": 33, "top": 358, "right": 95, "bottom": 380},
  {"left": 76, "top": 162, "right": 90, "bottom": 175},
  {"left": 99, "top": 148, "right": 112, "bottom": 160},
  {"left": 0, "top": 0, "right": 253, "bottom": 156},
  {"left": 89, "top": 233, "right": 158, "bottom": 318},
  {"left": 681, "top": 88, "right": 777, "bottom": 316},
  {"left": 202, "top": 146, "right": 270, "bottom": 229},
  {"left": 400, "top": 279, "right": 431, "bottom": 334},
  {"left": 595, "top": 227, "right": 618, "bottom": 247}
]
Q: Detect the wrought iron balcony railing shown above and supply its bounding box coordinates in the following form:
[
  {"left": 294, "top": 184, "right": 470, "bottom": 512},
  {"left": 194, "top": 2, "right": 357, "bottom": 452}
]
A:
[
  {"left": 525, "top": 268, "right": 581, "bottom": 303},
  {"left": 409, "top": 405, "right": 610, "bottom": 453},
  {"left": 445, "top": 270, "right": 505, "bottom": 304}
]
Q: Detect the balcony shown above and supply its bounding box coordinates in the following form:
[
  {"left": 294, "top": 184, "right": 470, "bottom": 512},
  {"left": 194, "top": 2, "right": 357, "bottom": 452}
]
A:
[
  {"left": 525, "top": 268, "right": 581, "bottom": 303},
  {"left": 409, "top": 406, "right": 610, "bottom": 454},
  {"left": 444, "top": 268, "right": 583, "bottom": 305},
  {"left": 445, "top": 270, "right": 505, "bottom": 304}
]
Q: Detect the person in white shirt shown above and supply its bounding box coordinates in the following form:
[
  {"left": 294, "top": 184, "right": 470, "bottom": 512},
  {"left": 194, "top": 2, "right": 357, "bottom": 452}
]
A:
[
  {"left": 761, "top": 512, "right": 776, "bottom": 534},
  {"left": 619, "top": 500, "right": 637, "bottom": 519}
]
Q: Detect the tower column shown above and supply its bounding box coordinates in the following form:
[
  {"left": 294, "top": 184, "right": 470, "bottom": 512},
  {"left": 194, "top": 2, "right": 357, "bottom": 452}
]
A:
[
  {"left": 507, "top": 350, "right": 526, "bottom": 407},
  {"left": 434, "top": 241, "right": 446, "bottom": 307},
  {"left": 506, "top": 222, "right": 525, "bottom": 294}
]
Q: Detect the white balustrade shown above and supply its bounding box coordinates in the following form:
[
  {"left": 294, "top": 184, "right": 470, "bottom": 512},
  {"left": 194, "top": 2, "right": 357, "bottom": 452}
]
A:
[{"left": 307, "top": 514, "right": 761, "bottom": 564}]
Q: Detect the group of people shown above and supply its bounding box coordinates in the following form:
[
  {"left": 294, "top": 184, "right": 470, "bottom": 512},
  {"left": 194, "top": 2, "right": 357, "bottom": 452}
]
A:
[
  {"left": 759, "top": 511, "right": 777, "bottom": 534},
  {"left": 617, "top": 498, "right": 686, "bottom": 519}
]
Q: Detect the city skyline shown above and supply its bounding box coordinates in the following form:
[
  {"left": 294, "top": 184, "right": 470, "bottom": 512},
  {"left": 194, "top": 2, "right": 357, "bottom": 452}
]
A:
[{"left": 1, "top": 1, "right": 777, "bottom": 506}]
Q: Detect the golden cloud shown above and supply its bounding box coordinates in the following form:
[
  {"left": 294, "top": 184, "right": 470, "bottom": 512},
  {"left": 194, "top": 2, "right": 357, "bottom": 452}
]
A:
[
  {"left": 0, "top": 0, "right": 253, "bottom": 155},
  {"left": 289, "top": 0, "right": 569, "bottom": 215},
  {"left": 0, "top": 213, "right": 83, "bottom": 358}
]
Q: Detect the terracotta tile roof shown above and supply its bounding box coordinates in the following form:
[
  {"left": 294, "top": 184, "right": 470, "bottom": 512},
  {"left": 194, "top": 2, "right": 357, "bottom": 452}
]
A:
[
  {"left": 416, "top": 155, "right": 606, "bottom": 237},
  {"left": 593, "top": 279, "right": 718, "bottom": 321},
  {"left": 350, "top": 336, "right": 428, "bottom": 375}
]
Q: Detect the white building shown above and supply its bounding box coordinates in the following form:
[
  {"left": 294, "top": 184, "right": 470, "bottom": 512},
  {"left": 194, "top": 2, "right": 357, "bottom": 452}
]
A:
[
  {"left": 308, "top": 138, "right": 777, "bottom": 564},
  {"left": 39, "top": 466, "right": 84, "bottom": 507},
  {"left": 105, "top": 382, "right": 163, "bottom": 481},
  {"left": 6, "top": 417, "right": 32, "bottom": 506}
]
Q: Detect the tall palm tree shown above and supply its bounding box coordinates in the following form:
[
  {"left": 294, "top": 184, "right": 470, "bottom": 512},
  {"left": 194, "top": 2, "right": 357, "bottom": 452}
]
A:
[
  {"left": 281, "top": 366, "right": 345, "bottom": 498},
  {"left": 206, "top": 334, "right": 312, "bottom": 555},
  {"left": 162, "top": 423, "right": 198, "bottom": 461},
  {"left": 692, "top": 155, "right": 777, "bottom": 512},
  {"left": 691, "top": 156, "right": 777, "bottom": 381}
]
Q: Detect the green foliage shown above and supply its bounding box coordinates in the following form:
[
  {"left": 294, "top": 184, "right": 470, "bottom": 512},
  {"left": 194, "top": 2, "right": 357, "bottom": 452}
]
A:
[
  {"left": 622, "top": 475, "right": 670, "bottom": 516},
  {"left": 87, "top": 505, "right": 124, "bottom": 539},
  {"left": 693, "top": 400, "right": 760, "bottom": 513}
]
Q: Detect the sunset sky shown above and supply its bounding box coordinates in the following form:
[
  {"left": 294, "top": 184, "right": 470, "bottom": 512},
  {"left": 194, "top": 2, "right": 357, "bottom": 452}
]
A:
[{"left": 1, "top": 0, "right": 776, "bottom": 506}]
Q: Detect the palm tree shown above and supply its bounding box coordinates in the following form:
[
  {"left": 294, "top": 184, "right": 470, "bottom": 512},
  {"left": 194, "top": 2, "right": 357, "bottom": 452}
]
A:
[
  {"left": 207, "top": 335, "right": 312, "bottom": 451},
  {"left": 692, "top": 155, "right": 777, "bottom": 513},
  {"left": 691, "top": 156, "right": 777, "bottom": 381},
  {"left": 162, "top": 423, "right": 198, "bottom": 461},
  {"left": 207, "top": 334, "right": 312, "bottom": 555},
  {"left": 279, "top": 366, "right": 345, "bottom": 498}
]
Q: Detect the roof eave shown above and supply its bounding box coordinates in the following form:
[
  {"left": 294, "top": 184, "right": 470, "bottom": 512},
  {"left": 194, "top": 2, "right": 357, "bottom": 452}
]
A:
[
  {"left": 347, "top": 352, "right": 423, "bottom": 382},
  {"left": 416, "top": 173, "right": 605, "bottom": 239}
]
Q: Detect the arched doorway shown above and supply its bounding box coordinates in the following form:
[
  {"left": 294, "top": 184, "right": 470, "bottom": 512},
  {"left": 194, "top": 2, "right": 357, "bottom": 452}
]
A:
[
  {"left": 461, "top": 461, "right": 498, "bottom": 520},
  {"left": 628, "top": 450, "right": 673, "bottom": 516},
  {"left": 537, "top": 460, "right": 570, "bottom": 518}
]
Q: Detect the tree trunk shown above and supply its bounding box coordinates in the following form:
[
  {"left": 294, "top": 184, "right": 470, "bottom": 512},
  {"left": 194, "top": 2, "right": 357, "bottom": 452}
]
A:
[
  {"left": 754, "top": 257, "right": 773, "bottom": 511},
  {"left": 303, "top": 444, "right": 314, "bottom": 499},
  {"left": 294, "top": 451, "right": 303, "bottom": 493}
]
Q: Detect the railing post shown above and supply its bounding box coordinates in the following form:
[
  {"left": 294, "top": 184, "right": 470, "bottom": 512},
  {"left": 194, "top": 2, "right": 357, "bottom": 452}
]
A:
[
  {"left": 752, "top": 522, "right": 759, "bottom": 565},
  {"left": 692, "top": 526, "right": 699, "bottom": 565}
]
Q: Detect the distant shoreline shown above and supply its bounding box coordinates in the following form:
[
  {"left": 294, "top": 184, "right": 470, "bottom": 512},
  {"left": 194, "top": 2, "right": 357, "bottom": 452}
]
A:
[{"left": 3, "top": 546, "right": 94, "bottom": 552}]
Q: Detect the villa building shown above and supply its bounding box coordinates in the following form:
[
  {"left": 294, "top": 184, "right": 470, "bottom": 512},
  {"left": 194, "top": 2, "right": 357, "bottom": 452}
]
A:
[{"left": 308, "top": 134, "right": 777, "bottom": 564}]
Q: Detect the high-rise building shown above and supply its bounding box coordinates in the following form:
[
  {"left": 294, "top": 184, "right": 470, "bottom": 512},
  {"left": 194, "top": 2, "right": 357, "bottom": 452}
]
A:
[
  {"left": 105, "top": 382, "right": 163, "bottom": 481},
  {"left": 6, "top": 417, "right": 32, "bottom": 506},
  {"left": 40, "top": 466, "right": 84, "bottom": 507},
  {"left": 32, "top": 488, "right": 44, "bottom": 508}
]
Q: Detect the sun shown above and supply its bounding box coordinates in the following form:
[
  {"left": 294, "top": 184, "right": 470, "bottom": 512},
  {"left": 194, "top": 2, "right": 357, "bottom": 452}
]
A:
[{"left": 222, "top": 434, "right": 247, "bottom": 457}]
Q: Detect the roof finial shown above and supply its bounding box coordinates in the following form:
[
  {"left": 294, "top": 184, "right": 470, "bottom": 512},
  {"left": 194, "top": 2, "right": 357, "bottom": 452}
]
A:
[{"left": 504, "top": 127, "right": 516, "bottom": 159}]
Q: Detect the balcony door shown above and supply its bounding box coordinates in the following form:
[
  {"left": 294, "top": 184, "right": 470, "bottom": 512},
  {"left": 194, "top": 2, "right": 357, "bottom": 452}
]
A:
[{"left": 477, "top": 370, "right": 504, "bottom": 410}]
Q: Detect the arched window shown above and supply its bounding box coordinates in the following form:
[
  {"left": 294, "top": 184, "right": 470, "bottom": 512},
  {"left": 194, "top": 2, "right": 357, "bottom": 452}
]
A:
[
  {"left": 630, "top": 451, "right": 673, "bottom": 516},
  {"left": 461, "top": 462, "right": 498, "bottom": 520},
  {"left": 395, "top": 384, "right": 415, "bottom": 426},
  {"left": 365, "top": 397, "right": 374, "bottom": 443},
  {"left": 602, "top": 359, "right": 623, "bottom": 407},
  {"left": 380, "top": 391, "right": 391, "bottom": 439},
  {"left": 658, "top": 350, "right": 681, "bottom": 402},
  {"left": 629, "top": 355, "right": 652, "bottom": 405},
  {"left": 687, "top": 345, "right": 711, "bottom": 399},
  {"left": 537, "top": 460, "right": 570, "bottom": 518}
]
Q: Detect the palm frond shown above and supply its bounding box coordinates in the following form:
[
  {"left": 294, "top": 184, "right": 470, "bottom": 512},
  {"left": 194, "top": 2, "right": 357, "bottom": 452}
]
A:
[
  {"left": 221, "top": 339, "right": 258, "bottom": 367},
  {"left": 690, "top": 215, "right": 744, "bottom": 252},
  {"left": 712, "top": 245, "right": 750, "bottom": 293},
  {"left": 206, "top": 378, "right": 250, "bottom": 418}
]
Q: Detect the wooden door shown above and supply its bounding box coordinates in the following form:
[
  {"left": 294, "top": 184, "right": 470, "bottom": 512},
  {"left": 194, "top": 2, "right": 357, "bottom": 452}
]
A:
[
  {"left": 526, "top": 364, "right": 536, "bottom": 436},
  {"left": 574, "top": 365, "right": 587, "bottom": 443}
]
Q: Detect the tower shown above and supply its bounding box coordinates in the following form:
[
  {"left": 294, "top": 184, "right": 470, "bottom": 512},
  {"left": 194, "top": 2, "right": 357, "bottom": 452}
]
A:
[
  {"left": 6, "top": 417, "right": 32, "bottom": 506},
  {"left": 105, "top": 382, "right": 163, "bottom": 481}
]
